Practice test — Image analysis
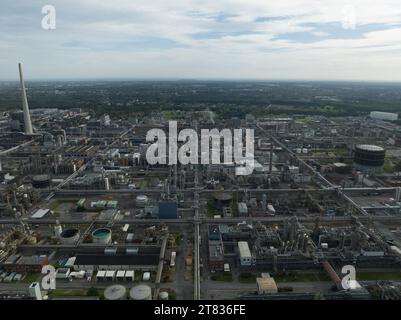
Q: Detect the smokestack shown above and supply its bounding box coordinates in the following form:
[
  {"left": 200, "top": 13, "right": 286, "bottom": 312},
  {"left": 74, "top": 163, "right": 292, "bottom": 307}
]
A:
[
  {"left": 18, "top": 63, "right": 33, "bottom": 134},
  {"left": 269, "top": 140, "right": 273, "bottom": 173}
]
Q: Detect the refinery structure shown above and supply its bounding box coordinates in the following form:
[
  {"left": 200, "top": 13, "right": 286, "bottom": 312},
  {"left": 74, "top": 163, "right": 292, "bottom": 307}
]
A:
[{"left": 1, "top": 64, "right": 401, "bottom": 301}]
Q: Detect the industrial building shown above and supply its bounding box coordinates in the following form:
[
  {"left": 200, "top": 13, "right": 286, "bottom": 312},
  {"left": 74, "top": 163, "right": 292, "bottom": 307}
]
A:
[
  {"left": 238, "top": 241, "right": 252, "bottom": 267},
  {"left": 2, "top": 255, "right": 48, "bottom": 272},
  {"left": 73, "top": 254, "right": 159, "bottom": 271},
  {"left": 158, "top": 201, "right": 178, "bottom": 219},
  {"left": 370, "top": 111, "right": 398, "bottom": 121}
]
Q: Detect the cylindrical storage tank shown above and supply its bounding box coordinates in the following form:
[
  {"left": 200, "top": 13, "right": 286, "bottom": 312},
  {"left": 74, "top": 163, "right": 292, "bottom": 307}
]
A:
[
  {"left": 59, "top": 228, "right": 80, "bottom": 244},
  {"left": 92, "top": 228, "right": 112, "bottom": 244},
  {"left": 129, "top": 285, "right": 152, "bottom": 300},
  {"left": 32, "top": 174, "right": 51, "bottom": 188},
  {"left": 159, "top": 291, "right": 169, "bottom": 300},
  {"left": 104, "top": 285, "right": 127, "bottom": 300},
  {"left": 54, "top": 225, "right": 63, "bottom": 237},
  {"left": 353, "top": 144, "right": 385, "bottom": 172},
  {"left": 136, "top": 195, "right": 148, "bottom": 207},
  {"left": 104, "top": 177, "right": 110, "bottom": 191}
]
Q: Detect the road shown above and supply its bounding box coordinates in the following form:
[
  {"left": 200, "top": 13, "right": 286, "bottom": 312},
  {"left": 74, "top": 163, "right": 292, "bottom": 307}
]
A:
[{"left": 203, "top": 280, "right": 333, "bottom": 299}]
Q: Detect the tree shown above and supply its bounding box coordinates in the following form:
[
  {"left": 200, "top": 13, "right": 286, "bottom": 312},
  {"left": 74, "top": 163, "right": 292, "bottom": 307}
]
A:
[
  {"left": 87, "top": 287, "right": 99, "bottom": 296},
  {"left": 394, "top": 161, "right": 401, "bottom": 172}
]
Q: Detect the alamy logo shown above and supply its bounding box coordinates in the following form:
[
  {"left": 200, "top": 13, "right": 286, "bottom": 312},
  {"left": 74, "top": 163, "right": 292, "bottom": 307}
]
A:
[
  {"left": 341, "top": 265, "right": 356, "bottom": 290},
  {"left": 41, "top": 5, "right": 56, "bottom": 30},
  {"left": 146, "top": 121, "right": 259, "bottom": 175},
  {"left": 41, "top": 265, "right": 56, "bottom": 290}
]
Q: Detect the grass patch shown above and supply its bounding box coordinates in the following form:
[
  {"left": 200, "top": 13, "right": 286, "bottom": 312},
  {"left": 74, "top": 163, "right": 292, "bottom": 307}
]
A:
[
  {"left": 384, "top": 159, "right": 395, "bottom": 173},
  {"left": 160, "top": 288, "right": 177, "bottom": 300},
  {"left": 49, "top": 289, "right": 88, "bottom": 298},
  {"left": 21, "top": 272, "right": 40, "bottom": 284},
  {"left": 174, "top": 234, "right": 181, "bottom": 245},
  {"left": 274, "top": 272, "right": 330, "bottom": 282},
  {"left": 210, "top": 272, "right": 233, "bottom": 282},
  {"left": 357, "top": 272, "right": 401, "bottom": 281},
  {"left": 238, "top": 272, "right": 257, "bottom": 283},
  {"left": 207, "top": 202, "right": 217, "bottom": 218},
  {"left": 49, "top": 198, "right": 80, "bottom": 210}
]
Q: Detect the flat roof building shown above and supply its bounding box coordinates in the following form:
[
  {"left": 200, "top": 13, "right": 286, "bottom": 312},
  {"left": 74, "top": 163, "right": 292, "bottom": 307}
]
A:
[
  {"left": 74, "top": 254, "right": 159, "bottom": 271},
  {"left": 370, "top": 111, "right": 398, "bottom": 121},
  {"left": 238, "top": 241, "right": 252, "bottom": 267},
  {"left": 256, "top": 277, "right": 278, "bottom": 294}
]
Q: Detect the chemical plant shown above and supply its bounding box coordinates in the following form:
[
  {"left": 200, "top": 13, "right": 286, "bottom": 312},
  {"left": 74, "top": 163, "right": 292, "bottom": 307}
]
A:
[{"left": 1, "top": 64, "right": 401, "bottom": 301}]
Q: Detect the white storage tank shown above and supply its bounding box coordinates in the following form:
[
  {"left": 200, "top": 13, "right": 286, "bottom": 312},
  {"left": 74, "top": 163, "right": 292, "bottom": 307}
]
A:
[
  {"left": 130, "top": 285, "right": 152, "bottom": 300},
  {"left": 104, "top": 285, "right": 127, "bottom": 300},
  {"left": 54, "top": 224, "right": 63, "bottom": 237},
  {"left": 92, "top": 228, "right": 112, "bottom": 244},
  {"left": 104, "top": 177, "right": 110, "bottom": 191},
  {"left": 159, "top": 291, "right": 169, "bottom": 300},
  {"left": 136, "top": 195, "right": 149, "bottom": 207},
  {"left": 59, "top": 228, "right": 80, "bottom": 245}
]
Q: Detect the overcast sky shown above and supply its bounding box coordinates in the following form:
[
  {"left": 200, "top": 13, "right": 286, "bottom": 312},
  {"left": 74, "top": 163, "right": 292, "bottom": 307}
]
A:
[{"left": 1, "top": 0, "right": 401, "bottom": 81}]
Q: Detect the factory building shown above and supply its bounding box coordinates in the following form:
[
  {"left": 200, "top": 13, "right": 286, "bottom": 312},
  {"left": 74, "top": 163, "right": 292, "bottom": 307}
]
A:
[
  {"left": 73, "top": 254, "right": 159, "bottom": 271},
  {"left": 2, "top": 254, "right": 48, "bottom": 272},
  {"left": 64, "top": 145, "right": 98, "bottom": 159},
  {"left": 237, "top": 202, "right": 248, "bottom": 216},
  {"left": 158, "top": 201, "right": 178, "bottom": 219},
  {"left": 370, "top": 111, "right": 398, "bottom": 121},
  {"left": 208, "top": 240, "right": 225, "bottom": 271},
  {"left": 28, "top": 282, "right": 42, "bottom": 300},
  {"left": 208, "top": 225, "right": 221, "bottom": 241},
  {"left": 69, "top": 173, "right": 106, "bottom": 189},
  {"left": 256, "top": 277, "right": 278, "bottom": 294},
  {"left": 238, "top": 241, "right": 253, "bottom": 267}
]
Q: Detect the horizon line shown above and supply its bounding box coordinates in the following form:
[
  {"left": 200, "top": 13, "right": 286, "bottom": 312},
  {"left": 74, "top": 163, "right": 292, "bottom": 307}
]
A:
[{"left": 1, "top": 77, "right": 401, "bottom": 84}]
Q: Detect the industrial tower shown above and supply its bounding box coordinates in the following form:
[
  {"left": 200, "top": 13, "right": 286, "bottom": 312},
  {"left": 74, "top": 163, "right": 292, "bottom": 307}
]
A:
[{"left": 18, "top": 63, "right": 33, "bottom": 134}]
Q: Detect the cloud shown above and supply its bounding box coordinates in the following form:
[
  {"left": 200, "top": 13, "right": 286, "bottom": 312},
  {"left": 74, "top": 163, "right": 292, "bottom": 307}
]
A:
[{"left": 0, "top": 0, "right": 400, "bottom": 80}]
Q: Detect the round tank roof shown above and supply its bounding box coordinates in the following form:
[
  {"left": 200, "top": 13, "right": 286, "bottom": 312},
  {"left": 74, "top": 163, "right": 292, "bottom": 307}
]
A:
[
  {"left": 32, "top": 174, "right": 51, "bottom": 181},
  {"left": 213, "top": 192, "right": 232, "bottom": 201},
  {"left": 129, "top": 285, "right": 152, "bottom": 300},
  {"left": 159, "top": 291, "right": 169, "bottom": 300},
  {"left": 60, "top": 228, "right": 79, "bottom": 238},
  {"left": 92, "top": 228, "right": 111, "bottom": 238},
  {"left": 356, "top": 144, "right": 384, "bottom": 152},
  {"left": 104, "top": 285, "right": 127, "bottom": 300},
  {"left": 136, "top": 195, "right": 148, "bottom": 201}
]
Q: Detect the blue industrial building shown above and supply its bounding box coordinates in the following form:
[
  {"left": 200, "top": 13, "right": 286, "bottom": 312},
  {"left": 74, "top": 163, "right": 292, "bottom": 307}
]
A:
[
  {"left": 208, "top": 224, "right": 221, "bottom": 241},
  {"left": 158, "top": 201, "right": 178, "bottom": 219}
]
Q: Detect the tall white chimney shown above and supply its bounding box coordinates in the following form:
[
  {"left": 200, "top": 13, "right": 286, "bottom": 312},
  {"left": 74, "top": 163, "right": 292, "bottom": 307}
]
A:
[{"left": 18, "top": 63, "right": 33, "bottom": 134}]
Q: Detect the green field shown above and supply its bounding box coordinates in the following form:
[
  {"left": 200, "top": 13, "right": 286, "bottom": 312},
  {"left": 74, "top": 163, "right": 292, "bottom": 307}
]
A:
[
  {"left": 21, "top": 272, "right": 40, "bottom": 284},
  {"left": 357, "top": 272, "right": 401, "bottom": 281},
  {"left": 238, "top": 273, "right": 257, "bottom": 283},
  {"left": 274, "top": 272, "right": 330, "bottom": 283},
  {"left": 210, "top": 272, "right": 233, "bottom": 282},
  {"left": 49, "top": 289, "right": 88, "bottom": 298}
]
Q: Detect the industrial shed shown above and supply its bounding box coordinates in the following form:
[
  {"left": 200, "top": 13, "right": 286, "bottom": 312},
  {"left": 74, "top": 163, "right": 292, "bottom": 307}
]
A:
[{"left": 73, "top": 254, "right": 159, "bottom": 271}]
